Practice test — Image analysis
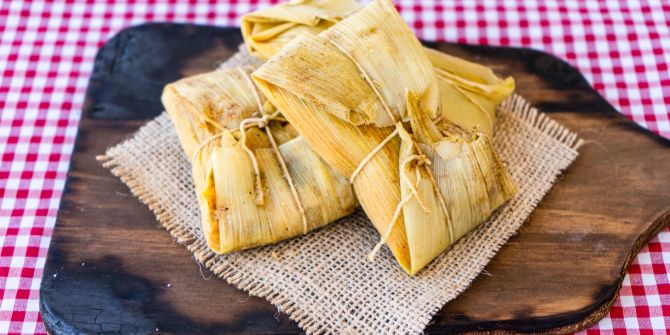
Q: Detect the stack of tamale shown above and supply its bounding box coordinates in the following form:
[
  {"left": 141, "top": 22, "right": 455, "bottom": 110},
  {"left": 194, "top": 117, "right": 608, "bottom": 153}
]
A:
[{"left": 163, "top": 0, "right": 518, "bottom": 275}]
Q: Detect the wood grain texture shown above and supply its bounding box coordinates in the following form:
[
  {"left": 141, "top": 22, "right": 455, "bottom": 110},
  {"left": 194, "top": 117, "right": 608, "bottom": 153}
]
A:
[{"left": 40, "top": 24, "right": 670, "bottom": 334}]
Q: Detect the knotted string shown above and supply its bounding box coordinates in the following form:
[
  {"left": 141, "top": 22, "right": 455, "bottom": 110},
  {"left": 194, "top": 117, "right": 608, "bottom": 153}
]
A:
[
  {"left": 367, "top": 153, "right": 429, "bottom": 262},
  {"left": 236, "top": 68, "right": 309, "bottom": 234},
  {"left": 348, "top": 126, "right": 399, "bottom": 183},
  {"left": 399, "top": 154, "right": 431, "bottom": 212},
  {"left": 189, "top": 112, "right": 284, "bottom": 164},
  {"left": 328, "top": 38, "right": 453, "bottom": 260},
  {"left": 238, "top": 112, "right": 277, "bottom": 205},
  {"left": 411, "top": 140, "right": 453, "bottom": 245},
  {"left": 190, "top": 68, "right": 309, "bottom": 235}
]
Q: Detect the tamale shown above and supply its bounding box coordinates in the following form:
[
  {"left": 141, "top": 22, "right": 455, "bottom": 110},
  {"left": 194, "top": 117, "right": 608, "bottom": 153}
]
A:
[
  {"left": 253, "top": 0, "right": 517, "bottom": 274},
  {"left": 162, "top": 66, "right": 357, "bottom": 253},
  {"left": 241, "top": 0, "right": 361, "bottom": 61},
  {"left": 241, "top": 0, "right": 515, "bottom": 134}
]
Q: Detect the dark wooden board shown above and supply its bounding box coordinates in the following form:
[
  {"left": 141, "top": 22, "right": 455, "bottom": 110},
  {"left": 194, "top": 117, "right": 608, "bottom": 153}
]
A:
[{"left": 40, "top": 23, "right": 670, "bottom": 334}]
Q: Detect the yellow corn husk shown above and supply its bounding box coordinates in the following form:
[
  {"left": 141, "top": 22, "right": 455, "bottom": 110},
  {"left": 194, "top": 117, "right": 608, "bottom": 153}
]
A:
[
  {"left": 426, "top": 48, "right": 515, "bottom": 137},
  {"left": 241, "top": 0, "right": 361, "bottom": 61},
  {"left": 162, "top": 67, "right": 357, "bottom": 253},
  {"left": 253, "top": 0, "right": 517, "bottom": 274}
]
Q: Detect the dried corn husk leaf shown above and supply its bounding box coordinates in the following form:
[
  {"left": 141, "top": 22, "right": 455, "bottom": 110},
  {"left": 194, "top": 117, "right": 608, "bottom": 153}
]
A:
[
  {"left": 251, "top": 32, "right": 388, "bottom": 127},
  {"left": 163, "top": 68, "right": 357, "bottom": 253},
  {"left": 426, "top": 48, "right": 515, "bottom": 137},
  {"left": 241, "top": 0, "right": 361, "bottom": 60},
  {"left": 320, "top": 0, "right": 440, "bottom": 126}
]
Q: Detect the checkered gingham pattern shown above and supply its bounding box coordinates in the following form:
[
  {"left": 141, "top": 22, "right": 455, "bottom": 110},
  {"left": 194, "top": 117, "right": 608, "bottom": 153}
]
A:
[{"left": 0, "top": 1, "right": 668, "bottom": 334}]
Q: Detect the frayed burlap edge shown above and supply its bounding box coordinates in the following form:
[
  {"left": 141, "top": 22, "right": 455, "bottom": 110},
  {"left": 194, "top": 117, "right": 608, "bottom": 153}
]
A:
[{"left": 503, "top": 95, "right": 583, "bottom": 149}]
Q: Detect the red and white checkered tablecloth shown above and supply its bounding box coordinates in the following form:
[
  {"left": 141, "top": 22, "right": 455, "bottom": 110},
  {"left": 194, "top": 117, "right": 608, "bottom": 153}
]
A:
[{"left": 0, "top": 1, "right": 668, "bottom": 334}]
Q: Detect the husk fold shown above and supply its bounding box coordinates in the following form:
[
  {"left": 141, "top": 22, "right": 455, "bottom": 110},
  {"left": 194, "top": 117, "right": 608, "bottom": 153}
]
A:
[{"left": 426, "top": 48, "right": 515, "bottom": 137}]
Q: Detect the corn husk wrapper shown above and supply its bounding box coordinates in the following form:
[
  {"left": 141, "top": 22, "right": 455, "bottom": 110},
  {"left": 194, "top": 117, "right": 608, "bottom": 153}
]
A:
[
  {"left": 241, "top": 0, "right": 361, "bottom": 61},
  {"left": 253, "top": 0, "right": 517, "bottom": 274},
  {"left": 162, "top": 67, "right": 357, "bottom": 253}
]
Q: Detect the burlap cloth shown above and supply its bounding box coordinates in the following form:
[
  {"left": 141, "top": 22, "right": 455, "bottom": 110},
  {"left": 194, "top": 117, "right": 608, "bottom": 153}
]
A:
[{"left": 98, "top": 47, "right": 582, "bottom": 334}]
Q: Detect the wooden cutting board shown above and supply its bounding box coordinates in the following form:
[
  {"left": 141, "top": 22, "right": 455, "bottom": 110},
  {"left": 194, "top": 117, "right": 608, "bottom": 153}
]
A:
[{"left": 39, "top": 23, "right": 670, "bottom": 334}]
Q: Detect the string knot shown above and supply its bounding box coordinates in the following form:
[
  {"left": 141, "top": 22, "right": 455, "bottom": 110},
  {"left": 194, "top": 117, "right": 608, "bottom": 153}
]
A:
[
  {"left": 235, "top": 65, "right": 309, "bottom": 233},
  {"left": 256, "top": 114, "right": 271, "bottom": 128},
  {"left": 415, "top": 154, "right": 430, "bottom": 166}
]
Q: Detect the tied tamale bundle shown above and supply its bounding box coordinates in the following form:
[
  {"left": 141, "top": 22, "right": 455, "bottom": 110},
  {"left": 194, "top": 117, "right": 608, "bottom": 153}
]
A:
[
  {"left": 162, "top": 66, "right": 357, "bottom": 253},
  {"left": 240, "top": 0, "right": 515, "bottom": 135},
  {"left": 241, "top": 0, "right": 361, "bottom": 61},
  {"left": 253, "top": 0, "right": 517, "bottom": 274}
]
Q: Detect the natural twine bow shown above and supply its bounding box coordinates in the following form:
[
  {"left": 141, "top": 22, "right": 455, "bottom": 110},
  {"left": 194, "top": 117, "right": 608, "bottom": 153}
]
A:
[{"left": 191, "top": 68, "right": 309, "bottom": 235}]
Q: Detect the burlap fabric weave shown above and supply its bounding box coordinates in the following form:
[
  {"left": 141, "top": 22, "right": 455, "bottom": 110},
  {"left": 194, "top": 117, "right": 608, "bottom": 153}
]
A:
[{"left": 98, "top": 47, "right": 582, "bottom": 334}]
